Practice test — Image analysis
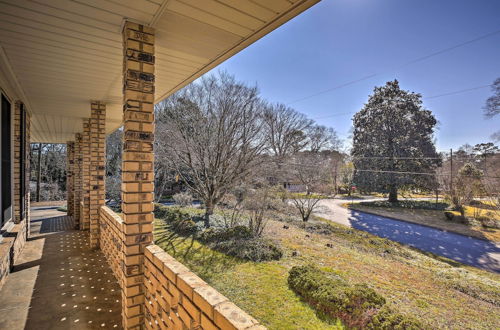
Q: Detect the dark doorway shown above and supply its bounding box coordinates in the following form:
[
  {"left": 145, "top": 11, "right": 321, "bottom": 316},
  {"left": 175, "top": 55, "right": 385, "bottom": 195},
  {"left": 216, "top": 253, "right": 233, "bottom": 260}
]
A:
[{"left": 1, "top": 94, "right": 12, "bottom": 227}]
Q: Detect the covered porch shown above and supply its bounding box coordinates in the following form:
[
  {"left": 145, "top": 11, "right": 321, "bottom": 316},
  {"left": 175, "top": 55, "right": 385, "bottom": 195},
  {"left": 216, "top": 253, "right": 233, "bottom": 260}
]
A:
[
  {"left": 0, "top": 1, "right": 320, "bottom": 328},
  {"left": 0, "top": 207, "right": 122, "bottom": 329}
]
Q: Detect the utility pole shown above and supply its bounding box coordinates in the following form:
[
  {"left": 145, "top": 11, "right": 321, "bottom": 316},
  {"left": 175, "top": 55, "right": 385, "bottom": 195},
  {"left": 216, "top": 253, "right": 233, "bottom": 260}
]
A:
[
  {"left": 36, "top": 143, "right": 42, "bottom": 202},
  {"left": 449, "top": 148, "right": 453, "bottom": 194}
]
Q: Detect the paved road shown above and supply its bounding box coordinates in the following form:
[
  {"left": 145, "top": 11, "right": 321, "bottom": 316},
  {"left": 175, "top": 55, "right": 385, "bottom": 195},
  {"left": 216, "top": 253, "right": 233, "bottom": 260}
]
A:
[{"left": 315, "top": 198, "right": 500, "bottom": 273}]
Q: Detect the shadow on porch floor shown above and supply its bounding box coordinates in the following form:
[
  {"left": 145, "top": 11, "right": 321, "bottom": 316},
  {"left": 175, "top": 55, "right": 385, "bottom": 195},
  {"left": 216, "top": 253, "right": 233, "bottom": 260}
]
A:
[{"left": 0, "top": 208, "right": 122, "bottom": 330}]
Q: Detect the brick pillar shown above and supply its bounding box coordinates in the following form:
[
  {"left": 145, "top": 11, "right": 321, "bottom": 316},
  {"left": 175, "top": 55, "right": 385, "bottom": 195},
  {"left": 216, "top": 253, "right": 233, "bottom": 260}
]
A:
[
  {"left": 25, "top": 110, "right": 31, "bottom": 236},
  {"left": 82, "top": 119, "right": 91, "bottom": 230},
  {"left": 89, "top": 102, "right": 106, "bottom": 249},
  {"left": 66, "top": 141, "right": 75, "bottom": 217},
  {"left": 13, "top": 101, "right": 23, "bottom": 224},
  {"left": 122, "top": 21, "right": 155, "bottom": 329},
  {"left": 74, "top": 133, "right": 82, "bottom": 228},
  {"left": 13, "top": 101, "right": 31, "bottom": 227}
]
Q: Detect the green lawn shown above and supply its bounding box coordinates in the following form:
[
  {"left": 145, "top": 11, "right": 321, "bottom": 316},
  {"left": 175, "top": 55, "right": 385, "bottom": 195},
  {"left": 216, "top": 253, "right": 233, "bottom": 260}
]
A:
[{"left": 153, "top": 210, "right": 500, "bottom": 329}]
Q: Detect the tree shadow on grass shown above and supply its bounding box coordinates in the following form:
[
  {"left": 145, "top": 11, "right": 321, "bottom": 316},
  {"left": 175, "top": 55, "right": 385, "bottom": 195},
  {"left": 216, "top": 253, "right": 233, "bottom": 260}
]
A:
[{"left": 153, "top": 223, "right": 242, "bottom": 282}]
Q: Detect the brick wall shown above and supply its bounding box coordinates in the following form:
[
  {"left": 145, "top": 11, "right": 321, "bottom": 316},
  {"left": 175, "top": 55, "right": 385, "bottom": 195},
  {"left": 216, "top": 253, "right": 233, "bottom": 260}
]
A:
[
  {"left": 144, "top": 245, "right": 265, "bottom": 330},
  {"left": 0, "top": 101, "right": 31, "bottom": 289},
  {"left": 73, "top": 133, "right": 82, "bottom": 227},
  {"left": 81, "top": 120, "right": 91, "bottom": 230},
  {"left": 98, "top": 206, "right": 265, "bottom": 329},
  {"left": 99, "top": 206, "right": 124, "bottom": 284}
]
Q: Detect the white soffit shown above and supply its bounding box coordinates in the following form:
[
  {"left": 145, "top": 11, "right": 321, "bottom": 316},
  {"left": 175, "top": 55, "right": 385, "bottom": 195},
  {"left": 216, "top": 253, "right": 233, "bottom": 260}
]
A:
[{"left": 0, "top": 0, "right": 320, "bottom": 143}]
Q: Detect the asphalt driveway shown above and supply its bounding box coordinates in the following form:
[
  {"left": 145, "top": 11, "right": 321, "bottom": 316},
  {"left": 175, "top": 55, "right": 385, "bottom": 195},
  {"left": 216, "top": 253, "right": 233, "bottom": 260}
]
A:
[{"left": 315, "top": 199, "right": 500, "bottom": 273}]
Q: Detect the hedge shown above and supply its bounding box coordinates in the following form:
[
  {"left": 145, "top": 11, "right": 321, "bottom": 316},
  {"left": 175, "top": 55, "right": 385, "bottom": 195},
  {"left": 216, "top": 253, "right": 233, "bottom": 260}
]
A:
[{"left": 288, "top": 265, "right": 423, "bottom": 329}]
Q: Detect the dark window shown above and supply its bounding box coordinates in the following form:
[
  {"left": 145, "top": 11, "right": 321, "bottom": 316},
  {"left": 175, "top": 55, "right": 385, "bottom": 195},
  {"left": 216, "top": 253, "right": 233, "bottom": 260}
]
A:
[{"left": 1, "top": 94, "right": 12, "bottom": 227}]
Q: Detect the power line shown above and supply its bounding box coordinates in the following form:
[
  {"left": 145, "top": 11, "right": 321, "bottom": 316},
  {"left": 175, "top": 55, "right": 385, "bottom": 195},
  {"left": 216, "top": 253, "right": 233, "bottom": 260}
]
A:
[
  {"left": 311, "top": 83, "right": 495, "bottom": 120},
  {"left": 352, "top": 156, "right": 442, "bottom": 160},
  {"left": 354, "top": 169, "right": 500, "bottom": 179},
  {"left": 284, "top": 162, "right": 500, "bottom": 179},
  {"left": 424, "top": 84, "right": 492, "bottom": 99},
  {"left": 287, "top": 28, "right": 500, "bottom": 105}
]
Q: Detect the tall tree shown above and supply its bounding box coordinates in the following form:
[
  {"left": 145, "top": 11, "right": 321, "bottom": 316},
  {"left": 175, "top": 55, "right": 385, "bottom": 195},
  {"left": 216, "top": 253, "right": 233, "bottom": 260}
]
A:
[
  {"left": 156, "top": 72, "right": 266, "bottom": 227},
  {"left": 484, "top": 78, "right": 500, "bottom": 118},
  {"left": 306, "top": 125, "right": 341, "bottom": 153},
  {"left": 262, "top": 103, "right": 312, "bottom": 158},
  {"left": 351, "top": 80, "right": 440, "bottom": 202}
]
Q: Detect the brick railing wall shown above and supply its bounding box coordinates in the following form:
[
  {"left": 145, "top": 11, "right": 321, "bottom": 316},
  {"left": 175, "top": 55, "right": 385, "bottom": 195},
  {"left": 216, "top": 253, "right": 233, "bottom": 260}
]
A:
[
  {"left": 98, "top": 206, "right": 265, "bottom": 330},
  {"left": 144, "top": 245, "right": 265, "bottom": 330},
  {"left": 99, "top": 206, "right": 124, "bottom": 284}
]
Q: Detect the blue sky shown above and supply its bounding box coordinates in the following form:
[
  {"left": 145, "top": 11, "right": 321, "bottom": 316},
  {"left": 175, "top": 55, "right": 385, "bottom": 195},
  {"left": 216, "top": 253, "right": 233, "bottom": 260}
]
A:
[{"left": 208, "top": 0, "right": 500, "bottom": 152}]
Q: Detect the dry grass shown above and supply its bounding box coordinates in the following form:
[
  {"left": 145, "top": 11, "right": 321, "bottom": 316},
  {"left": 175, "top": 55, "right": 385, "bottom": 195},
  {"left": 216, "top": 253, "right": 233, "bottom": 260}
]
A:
[
  {"left": 347, "top": 203, "right": 500, "bottom": 242},
  {"left": 154, "top": 212, "right": 500, "bottom": 329}
]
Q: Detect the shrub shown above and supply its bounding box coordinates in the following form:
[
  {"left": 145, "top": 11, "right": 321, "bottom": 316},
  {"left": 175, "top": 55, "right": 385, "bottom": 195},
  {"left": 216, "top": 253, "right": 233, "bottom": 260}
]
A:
[
  {"left": 211, "top": 238, "right": 283, "bottom": 262},
  {"left": 154, "top": 204, "right": 199, "bottom": 236},
  {"left": 154, "top": 203, "right": 170, "bottom": 219},
  {"left": 288, "top": 265, "right": 385, "bottom": 328},
  {"left": 288, "top": 265, "right": 424, "bottom": 329},
  {"left": 367, "top": 306, "right": 423, "bottom": 330},
  {"left": 359, "top": 200, "right": 448, "bottom": 210},
  {"left": 199, "top": 226, "right": 282, "bottom": 262},
  {"left": 198, "top": 225, "right": 253, "bottom": 243},
  {"left": 477, "top": 214, "right": 500, "bottom": 229},
  {"left": 172, "top": 192, "right": 193, "bottom": 206},
  {"left": 443, "top": 211, "right": 470, "bottom": 225},
  {"left": 444, "top": 211, "right": 455, "bottom": 220}
]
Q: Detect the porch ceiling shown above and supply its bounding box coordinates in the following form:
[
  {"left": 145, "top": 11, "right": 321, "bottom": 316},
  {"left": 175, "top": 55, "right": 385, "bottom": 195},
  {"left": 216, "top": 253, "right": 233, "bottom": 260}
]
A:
[{"left": 0, "top": 0, "right": 320, "bottom": 144}]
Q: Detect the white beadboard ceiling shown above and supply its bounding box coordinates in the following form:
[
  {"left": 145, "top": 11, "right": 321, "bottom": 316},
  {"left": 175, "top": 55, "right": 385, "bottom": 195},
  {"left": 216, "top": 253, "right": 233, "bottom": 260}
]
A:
[{"left": 0, "top": 0, "right": 320, "bottom": 143}]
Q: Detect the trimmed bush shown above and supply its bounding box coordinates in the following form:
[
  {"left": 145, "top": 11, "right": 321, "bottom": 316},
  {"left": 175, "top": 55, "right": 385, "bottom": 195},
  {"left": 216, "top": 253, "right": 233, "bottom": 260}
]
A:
[
  {"left": 288, "top": 265, "right": 385, "bottom": 328},
  {"left": 359, "top": 200, "right": 448, "bottom": 210},
  {"left": 199, "top": 226, "right": 282, "bottom": 262},
  {"left": 367, "top": 306, "right": 423, "bottom": 330},
  {"left": 210, "top": 238, "right": 283, "bottom": 262},
  {"left": 288, "top": 265, "right": 423, "bottom": 329},
  {"left": 198, "top": 225, "right": 253, "bottom": 243}
]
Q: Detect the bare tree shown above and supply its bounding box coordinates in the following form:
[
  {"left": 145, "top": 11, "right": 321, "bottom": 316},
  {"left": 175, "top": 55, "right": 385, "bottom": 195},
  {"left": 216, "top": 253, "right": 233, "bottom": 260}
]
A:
[
  {"left": 156, "top": 72, "right": 266, "bottom": 227},
  {"left": 484, "top": 78, "right": 500, "bottom": 118},
  {"left": 105, "top": 129, "right": 122, "bottom": 203},
  {"left": 450, "top": 163, "right": 485, "bottom": 216},
  {"left": 262, "top": 103, "right": 312, "bottom": 159},
  {"left": 306, "top": 125, "right": 341, "bottom": 153},
  {"left": 289, "top": 197, "right": 322, "bottom": 222},
  {"left": 286, "top": 152, "right": 331, "bottom": 221}
]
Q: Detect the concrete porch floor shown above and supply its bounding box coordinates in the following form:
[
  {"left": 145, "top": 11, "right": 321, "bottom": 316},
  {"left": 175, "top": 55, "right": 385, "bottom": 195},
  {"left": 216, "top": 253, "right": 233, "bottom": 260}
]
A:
[{"left": 0, "top": 208, "right": 122, "bottom": 329}]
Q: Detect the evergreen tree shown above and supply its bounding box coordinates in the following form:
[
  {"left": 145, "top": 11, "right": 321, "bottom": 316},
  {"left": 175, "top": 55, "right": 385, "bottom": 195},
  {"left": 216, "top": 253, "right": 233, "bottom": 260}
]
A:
[{"left": 351, "top": 80, "right": 440, "bottom": 202}]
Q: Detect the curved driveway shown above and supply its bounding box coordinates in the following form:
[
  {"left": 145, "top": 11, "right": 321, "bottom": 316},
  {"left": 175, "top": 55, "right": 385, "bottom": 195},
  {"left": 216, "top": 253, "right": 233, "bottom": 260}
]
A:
[{"left": 315, "top": 199, "right": 500, "bottom": 273}]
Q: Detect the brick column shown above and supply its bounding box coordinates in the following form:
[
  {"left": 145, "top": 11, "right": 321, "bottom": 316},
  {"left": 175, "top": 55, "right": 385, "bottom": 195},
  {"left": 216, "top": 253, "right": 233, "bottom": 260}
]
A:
[
  {"left": 82, "top": 119, "right": 91, "bottom": 230},
  {"left": 66, "top": 142, "right": 75, "bottom": 217},
  {"left": 89, "top": 102, "right": 106, "bottom": 249},
  {"left": 121, "top": 21, "right": 155, "bottom": 329},
  {"left": 13, "top": 101, "right": 31, "bottom": 227},
  {"left": 74, "top": 133, "right": 82, "bottom": 227},
  {"left": 13, "top": 102, "right": 23, "bottom": 224}
]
